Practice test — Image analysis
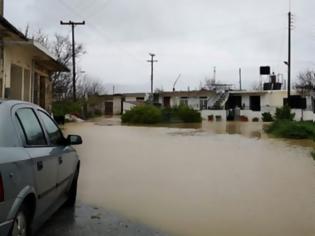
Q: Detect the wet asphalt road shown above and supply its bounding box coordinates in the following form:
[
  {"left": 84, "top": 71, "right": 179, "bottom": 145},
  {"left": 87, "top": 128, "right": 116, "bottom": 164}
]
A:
[{"left": 35, "top": 203, "right": 167, "bottom": 236}]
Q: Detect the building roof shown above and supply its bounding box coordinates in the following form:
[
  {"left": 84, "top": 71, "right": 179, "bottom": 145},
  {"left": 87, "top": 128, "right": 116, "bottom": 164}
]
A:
[
  {"left": 229, "top": 90, "right": 288, "bottom": 96},
  {"left": 161, "top": 90, "right": 215, "bottom": 97},
  {"left": 122, "top": 93, "right": 146, "bottom": 97},
  {"left": 0, "top": 16, "right": 27, "bottom": 40},
  {"left": 29, "top": 40, "right": 69, "bottom": 72},
  {"left": 0, "top": 16, "right": 69, "bottom": 73}
]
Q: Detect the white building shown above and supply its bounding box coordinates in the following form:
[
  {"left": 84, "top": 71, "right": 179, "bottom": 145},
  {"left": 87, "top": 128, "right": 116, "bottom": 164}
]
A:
[{"left": 0, "top": 8, "right": 68, "bottom": 111}]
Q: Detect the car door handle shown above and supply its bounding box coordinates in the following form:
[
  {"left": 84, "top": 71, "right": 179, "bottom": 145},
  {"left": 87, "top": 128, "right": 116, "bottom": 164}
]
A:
[
  {"left": 58, "top": 157, "right": 63, "bottom": 165},
  {"left": 37, "top": 161, "right": 43, "bottom": 171}
]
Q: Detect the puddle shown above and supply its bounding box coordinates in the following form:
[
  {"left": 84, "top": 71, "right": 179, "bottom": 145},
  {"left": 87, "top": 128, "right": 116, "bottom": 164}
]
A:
[{"left": 65, "top": 120, "right": 315, "bottom": 236}]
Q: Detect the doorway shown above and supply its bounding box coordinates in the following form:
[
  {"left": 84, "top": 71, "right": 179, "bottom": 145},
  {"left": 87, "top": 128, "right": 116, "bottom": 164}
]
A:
[
  {"left": 163, "top": 97, "right": 171, "bottom": 108},
  {"left": 105, "top": 101, "right": 114, "bottom": 115}
]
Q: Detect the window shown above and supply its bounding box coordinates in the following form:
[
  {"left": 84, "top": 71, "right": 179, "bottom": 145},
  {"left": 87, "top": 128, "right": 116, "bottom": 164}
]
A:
[
  {"left": 16, "top": 109, "right": 46, "bottom": 146},
  {"left": 200, "top": 97, "right": 208, "bottom": 110},
  {"left": 38, "top": 111, "right": 64, "bottom": 146},
  {"left": 250, "top": 96, "right": 261, "bottom": 111},
  {"left": 136, "top": 97, "right": 145, "bottom": 102},
  {"left": 180, "top": 97, "right": 188, "bottom": 106}
]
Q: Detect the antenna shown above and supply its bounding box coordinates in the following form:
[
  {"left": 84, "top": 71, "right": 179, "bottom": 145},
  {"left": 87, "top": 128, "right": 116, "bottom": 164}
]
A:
[{"left": 173, "top": 74, "right": 181, "bottom": 92}]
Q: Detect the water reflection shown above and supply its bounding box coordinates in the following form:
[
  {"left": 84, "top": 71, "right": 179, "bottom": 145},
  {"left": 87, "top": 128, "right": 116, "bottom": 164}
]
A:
[{"left": 66, "top": 120, "right": 315, "bottom": 236}]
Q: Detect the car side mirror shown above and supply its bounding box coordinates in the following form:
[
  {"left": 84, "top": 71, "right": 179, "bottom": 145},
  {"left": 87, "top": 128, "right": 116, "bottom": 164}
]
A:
[{"left": 67, "top": 135, "right": 83, "bottom": 145}]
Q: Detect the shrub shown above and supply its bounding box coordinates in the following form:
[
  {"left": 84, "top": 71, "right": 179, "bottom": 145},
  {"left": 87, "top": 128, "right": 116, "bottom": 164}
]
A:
[
  {"left": 262, "top": 112, "right": 274, "bottom": 122},
  {"left": 252, "top": 117, "right": 259, "bottom": 122},
  {"left": 266, "top": 120, "right": 315, "bottom": 139},
  {"left": 161, "top": 107, "right": 179, "bottom": 123},
  {"left": 121, "top": 104, "right": 162, "bottom": 124},
  {"left": 52, "top": 101, "right": 82, "bottom": 117},
  {"left": 122, "top": 105, "right": 202, "bottom": 124},
  {"left": 275, "top": 105, "right": 295, "bottom": 121},
  {"left": 175, "top": 105, "right": 202, "bottom": 123}
]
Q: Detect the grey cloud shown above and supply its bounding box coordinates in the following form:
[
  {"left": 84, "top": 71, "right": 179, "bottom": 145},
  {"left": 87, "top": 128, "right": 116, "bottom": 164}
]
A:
[{"left": 4, "top": 0, "right": 315, "bottom": 91}]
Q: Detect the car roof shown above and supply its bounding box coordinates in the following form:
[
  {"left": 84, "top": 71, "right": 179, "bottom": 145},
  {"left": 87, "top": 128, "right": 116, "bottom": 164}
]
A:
[{"left": 0, "top": 100, "right": 41, "bottom": 109}]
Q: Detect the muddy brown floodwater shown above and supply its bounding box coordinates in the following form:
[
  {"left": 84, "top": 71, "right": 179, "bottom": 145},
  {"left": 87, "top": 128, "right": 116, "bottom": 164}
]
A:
[{"left": 65, "top": 119, "right": 315, "bottom": 236}]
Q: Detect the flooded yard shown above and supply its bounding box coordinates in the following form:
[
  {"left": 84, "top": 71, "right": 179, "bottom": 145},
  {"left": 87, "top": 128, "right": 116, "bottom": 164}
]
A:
[{"left": 65, "top": 119, "right": 315, "bottom": 236}]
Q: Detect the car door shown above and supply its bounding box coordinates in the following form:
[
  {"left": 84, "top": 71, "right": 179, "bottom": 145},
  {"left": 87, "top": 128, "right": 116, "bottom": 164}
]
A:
[
  {"left": 14, "top": 106, "right": 58, "bottom": 217},
  {"left": 37, "top": 110, "right": 78, "bottom": 197}
]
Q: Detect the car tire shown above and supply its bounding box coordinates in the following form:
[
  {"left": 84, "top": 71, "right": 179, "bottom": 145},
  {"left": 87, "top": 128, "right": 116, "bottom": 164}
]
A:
[
  {"left": 10, "top": 204, "right": 32, "bottom": 236},
  {"left": 65, "top": 169, "right": 79, "bottom": 207}
]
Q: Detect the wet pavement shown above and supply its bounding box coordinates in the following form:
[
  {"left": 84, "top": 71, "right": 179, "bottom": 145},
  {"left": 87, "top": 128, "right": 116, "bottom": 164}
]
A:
[{"left": 36, "top": 203, "right": 167, "bottom": 236}]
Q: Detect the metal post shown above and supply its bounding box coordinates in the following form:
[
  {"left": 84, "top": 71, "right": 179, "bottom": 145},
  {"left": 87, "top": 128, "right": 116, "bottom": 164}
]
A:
[
  {"left": 147, "top": 53, "right": 158, "bottom": 101},
  {"left": 288, "top": 12, "right": 292, "bottom": 99}
]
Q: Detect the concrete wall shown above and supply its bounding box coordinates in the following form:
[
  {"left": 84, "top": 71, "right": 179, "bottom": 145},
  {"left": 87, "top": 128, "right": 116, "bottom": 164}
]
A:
[
  {"left": 2, "top": 45, "right": 52, "bottom": 111},
  {"left": 201, "top": 110, "right": 227, "bottom": 121},
  {"left": 123, "top": 102, "right": 136, "bottom": 114},
  {"left": 240, "top": 110, "right": 262, "bottom": 121},
  {"left": 261, "top": 91, "right": 287, "bottom": 109},
  {"left": 113, "top": 97, "right": 122, "bottom": 115},
  {"left": 188, "top": 97, "right": 200, "bottom": 110},
  {"left": 125, "top": 96, "right": 137, "bottom": 102},
  {"left": 292, "top": 109, "right": 315, "bottom": 121},
  {"left": 3, "top": 45, "right": 33, "bottom": 92},
  {"left": 238, "top": 109, "right": 315, "bottom": 122}
]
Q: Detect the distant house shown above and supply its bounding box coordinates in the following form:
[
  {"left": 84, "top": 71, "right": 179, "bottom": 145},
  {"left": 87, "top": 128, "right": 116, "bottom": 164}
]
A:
[
  {"left": 158, "top": 90, "right": 216, "bottom": 110},
  {"left": 0, "top": 15, "right": 69, "bottom": 112},
  {"left": 87, "top": 93, "right": 147, "bottom": 116}
]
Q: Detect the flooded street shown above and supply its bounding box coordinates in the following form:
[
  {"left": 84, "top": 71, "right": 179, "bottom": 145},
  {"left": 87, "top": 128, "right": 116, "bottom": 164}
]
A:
[{"left": 65, "top": 119, "right": 315, "bottom": 236}]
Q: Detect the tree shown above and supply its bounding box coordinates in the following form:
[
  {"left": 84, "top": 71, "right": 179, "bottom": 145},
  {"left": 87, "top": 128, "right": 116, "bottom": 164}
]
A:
[
  {"left": 296, "top": 70, "right": 315, "bottom": 91},
  {"left": 50, "top": 34, "right": 85, "bottom": 101},
  {"left": 31, "top": 29, "right": 86, "bottom": 101},
  {"left": 77, "top": 76, "right": 107, "bottom": 98}
]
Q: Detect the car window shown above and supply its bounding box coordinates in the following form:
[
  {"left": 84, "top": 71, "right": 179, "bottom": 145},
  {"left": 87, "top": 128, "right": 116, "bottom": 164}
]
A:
[
  {"left": 38, "top": 111, "right": 64, "bottom": 146},
  {"left": 16, "top": 108, "right": 47, "bottom": 146}
]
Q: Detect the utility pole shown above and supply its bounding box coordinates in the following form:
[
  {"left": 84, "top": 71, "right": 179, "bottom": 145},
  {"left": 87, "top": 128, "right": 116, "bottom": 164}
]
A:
[
  {"left": 60, "top": 20, "right": 85, "bottom": 101},
  {"left": 239, "top": 68, "right": 242, "bottom": 91},
  {"left": 213, "top": 66, "right": 216, "bottom": 82},
  {"left": 0, "top": 0, "right": 3, "bottom": 16},
  {"left": 147, "top": 53, "right": 158, "bottom": 98},
  {"left": 287, "top": 11, "right": 292, "bottom": 100}
]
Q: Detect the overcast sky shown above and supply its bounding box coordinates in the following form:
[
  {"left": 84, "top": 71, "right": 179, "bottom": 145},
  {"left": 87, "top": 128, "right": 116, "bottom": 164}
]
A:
[{"left": 4, "top": 0, "right": 315, "bottom": 93}]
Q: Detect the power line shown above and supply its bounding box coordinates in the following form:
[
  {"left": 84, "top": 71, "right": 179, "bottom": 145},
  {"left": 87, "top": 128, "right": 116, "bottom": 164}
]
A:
[{"left": 60, "top": 20, "right": 86, "bottom": 101}]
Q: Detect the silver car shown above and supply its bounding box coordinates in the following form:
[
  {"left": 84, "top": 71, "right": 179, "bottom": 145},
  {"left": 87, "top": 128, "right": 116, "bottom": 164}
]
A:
[{"left": 0, "top": 100, "right": 82, "bottom": 236}]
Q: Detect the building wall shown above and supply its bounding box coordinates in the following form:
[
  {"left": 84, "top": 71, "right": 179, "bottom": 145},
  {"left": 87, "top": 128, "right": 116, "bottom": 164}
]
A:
[
  {"left": 188, "top": 97, "right": 200, "bottom": 110},
  {"left": 125, "top": 96, "right": 137, "bottom": 102},
  {"left": 3, "top": 45, "right": 33, "bottom": 91},
  {"left": 240, "top": 110, "right": 262, "bottom": 121},
  {"left": 113, "top": 96, "right": 122, "bottom": 115},
  {"left": 2, "top": 45, "right": 52, "bottom": 111},
  {"left": 123, "top": 102, "right": 136, "bottom": 114},
  {"left": 260, "top": 91, "right": 287, "bottom": 111},
  {"left": 201, "top": 110, "right": 227, "bottom": 121}
]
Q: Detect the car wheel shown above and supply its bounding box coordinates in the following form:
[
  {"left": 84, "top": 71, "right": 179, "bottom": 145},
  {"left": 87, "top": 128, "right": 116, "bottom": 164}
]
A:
[
  {"left": 11, "top": 205, "right": 31, "bottom": 236},
  {"left": 65, "top": 169, "right": 79, "bottom": 207}
]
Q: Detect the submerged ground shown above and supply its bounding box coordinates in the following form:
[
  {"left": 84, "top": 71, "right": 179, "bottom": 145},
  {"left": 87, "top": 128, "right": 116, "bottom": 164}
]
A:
[{"left": 40, "top": 118, "right": 315, "bottom": 236}]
